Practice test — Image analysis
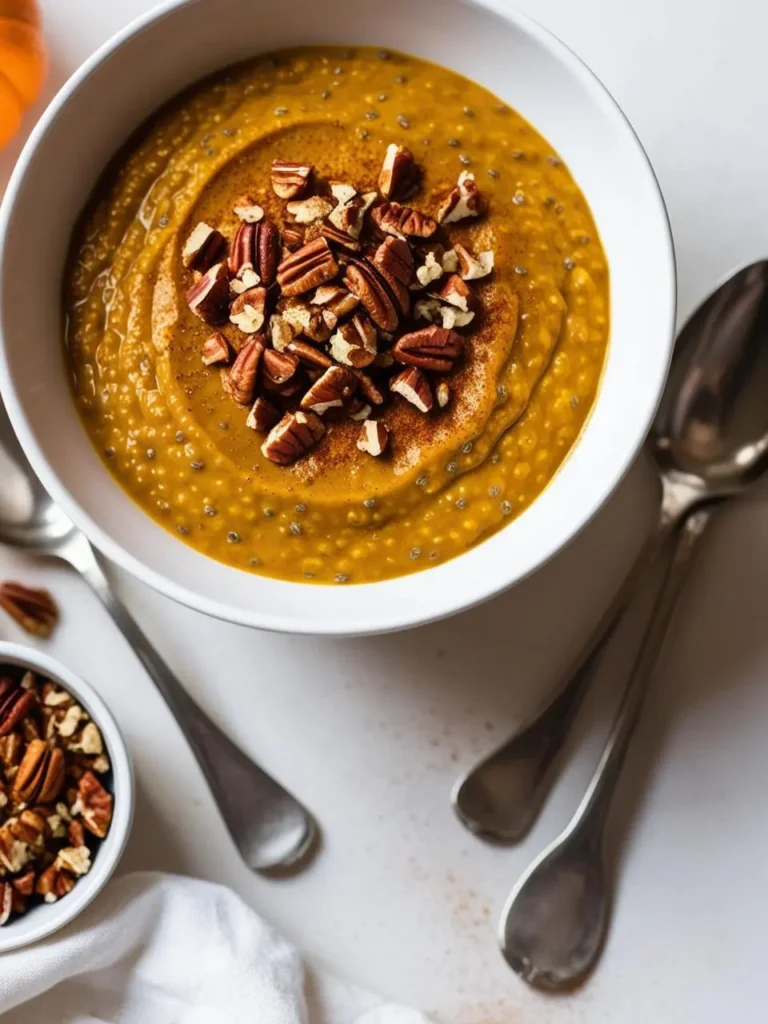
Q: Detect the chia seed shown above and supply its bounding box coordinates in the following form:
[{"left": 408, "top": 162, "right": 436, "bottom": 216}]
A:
[
  {"left": 395, "top": 74, "right": 407, "bottom": 84},
  {"left": 563, "top": 257, "right": 575, "bottom": 270},
  {"left": 397, "top": 114, "right": 411, "bottom": 129},
  {"left": 447, "top": 138, "right": 460, "bottom": 148},
  {"left": 410, "top": 547, "right": 421, "bottom": 560},
  {"left": 335, "top": 573, "right": 350, "bottom": 583},
  {"left": 204, "top": 148, "right": 216, "bottom": 158},
  {"left": 543, "top": 196, "right": 555, "bottom": 207},
  {"left": 175, "top": 431, "right": 185, "bottom": 443},
  {"left": 579, "top": 235, "right": 591, "bottom": 245},
  {"left": 146, "top": 448, "right": 156, "bottom": 460},
  {"left": 379, "top": 93, "right": 389, "bottom": 101},
  {"left": 274, "top": 107, "right": 289, "bottom": 116},
  {"left": 249, "top": 557, "right": 261, "bottom": 567},
  {"left": 377, "top": 49, "right": 390, "bottom": 60},
  {"left": 547, "top": 154, "right": 562, "bottom": 166},
  {"left": 190, "top": 461, "right": 204, "bottom": 471},
  {"left": 218, "top": 422, "right": 228, "bottom": 430},
  {"left": 570, "top": 395, "right": 580, "bottom": 408},
  {"left": 500, "top": 500, "right": 512, "bottom": 515},
  {"left": 555, "top": 203, "right": 565, "bottom": 215},
  {"left": 222, "top": 127, "right": 237, "bottom": 137},
  {"left": 359, "top": 128, "right": 370, "bottom": 140},
  {"left": 289, "top": 522, "right": 302, "bottom": 536},
  {"left": 227, "top": 531, "right": 241, "bottom": 544},
  {"left": 489, "top": 485, "right": 500, "bottom": 498},
  {"left": 416, "top": 475, "right": 428, "bottom": 487},
  {"left": 488, "top": 168, "right": 500, "bottom": 179},
  {"left": 513, "top": 190, "right": 525, "bottom": 205},
  {"left": 204, "top": 505, "right": 217, "bottom": 517},
  {"left": 512, "top": 149, "right": 524, "bottom": 160},
  {"left": 461, "top": 441, "right": 473, "bottom": 454},
  {"left": 177, "top": 525, "right": 189, "bottom": 535},
  {"left": 491, "top": 452, "right": 501, "bottom": 464},
  {"left": 364, "top": 498, "right": 376, "bottom": 509},
  {"left": 334, "top": 66, "right": 343, "bottom": 74},
  {"left": 304, "top": 571, "right": 315, "bottom": 579},
  {"left": 105, "top": 447, "right": 115, "bottom": 459},
  {"left": 295, "top": 503, "right": 307, "bottom": 513},
  {"left": 263, "top": 508, "right": 276, "bottom": 518},
  {"left": 321, "top": 90, "right": 331, "bottom": 99},
  {"left": 446, "top": 461, "right": 457, "bottom": 474},
  {"left": 463, "top": 106, "right": 474, "bottom": 117},
  {"left": 429, "top": 551, "right": 439, "bottom": 560},
  {"left": 455, "top": 498, "right": 468, "bottom": 510},
  {"left": 158, "top": 214, "right": 169, "bottom": 228},
  {"left": 365, "top": 111, "right": 379, "bottom": 121},
  {"left": 514, "top": 266, "right": 528, "bottom": 276},
  {"left": 496, "top": 383, "right": 508, "bottom": 401}
]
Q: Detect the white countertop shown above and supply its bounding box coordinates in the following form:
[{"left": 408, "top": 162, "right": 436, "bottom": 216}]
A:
[{"left": 2, "top": 1, "right": 768, "bottom": 1020}]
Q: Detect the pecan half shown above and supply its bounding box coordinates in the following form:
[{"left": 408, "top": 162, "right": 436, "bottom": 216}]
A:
[
  {"left": 286, "top": 196, "right": 333, "bottom": 224},
  {"left": 262, "top": 349, "right": 301, "bottom": 396},
  {"left": 379, "top": 144, "right": 420, "bottom": 200},
  {"left": 357, "top": 419, "right": 389, "bottom": 457},
  {"left": 287, "top": 339, "right": 333, "bottom": 369},
  {"left": 393, "top": 325, "right": 464, "bottom": 372},
  {"left": 373, "top": 236, "right": 413, "bottom": 316},
  {"left": 301, "top": 365, "right": 358, "bottom": 414},
  {"left": 317, "top": 222, "right": 362, "bottom": 252},
  {"left": 201, "top": 332, "right": 231, "bottom": 366},
  {"left": 0, "top": 678, "right": 36, "bottom": 736},
  {"left": 261, "top": 411, "right": 325, "bottom": 465},
  {"left": 271, "top": 160, "right": 314, "bottom": 199},
  {"left": 429, "top": 273, "right": 472, "bottom": 311},
  {"left": 223, "top": 337, "right": 264, "bottom": 404},
  {"left": 186, "top": 262, "right": 230, "bottom": 324},
  {"left": 229, "top": 222, "right": 257, "bottom": 274},
  {"left": 391, "top": 367, "right": 433, "bottom": 413},
  {"left": 73, "top": 771, "right": 113, "bottom": 839},
  {"left": 13, "top": 740, "right": 65, "bottom": 805},
  {"left": 182, "top": 222, "right": 227, "bottom": 273},
  {"left": 371, "top": 202, "right": 437, "bottom": 240},
  {"left": 246, "top": 397, "right": 280, "bottom": 433},
  {"left": 277, "top": 238, "right": 339, "bottom": 297},
  {"left": 230, "top": 286, "right": 268, "bottom": 334},
  {"left": 329, "top": 315, "right": 378, "bottom": 368},
  {"left": 437, "top": 171, "right": 486, "bottom": 224},
  {"left": 257, "top": 221, "right": 281, "bottom": 286},
  {"left": 0, "top": 582, "right": 58, "bottom": 638},
  {"left": 233, "top": 196, "right": 264, "bottom": 223},
  {"left": 454, "top": 243, "right": 494, "bottom": 280},
  {"left": 343, "top": 260, "right": 399, "bottom": 332},
  {"left": 311, "top": 284, "right": 360, "bottom": 317}
]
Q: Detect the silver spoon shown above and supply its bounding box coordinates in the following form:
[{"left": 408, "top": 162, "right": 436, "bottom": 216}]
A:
[
  {"left": 498, "top": 333, "right": 768, "bottom": 986},
  {"left": 453, "top": 260, "right": 768, "bottom": 843},
  {"left": 0, "top": 400, "right": 318, "bottom": 873}
]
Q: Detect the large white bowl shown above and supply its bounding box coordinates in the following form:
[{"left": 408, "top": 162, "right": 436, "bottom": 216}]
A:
[
  {"left": 0, "top": 643, "right": 133, "bottom": 952},
  {"left": 0, "top": 0, "right": 675, "bottom": 636}
]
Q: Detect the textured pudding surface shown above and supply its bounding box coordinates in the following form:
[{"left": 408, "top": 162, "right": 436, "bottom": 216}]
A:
[{"left": 65, "top": 46, "right": 609, "bottom": 585}]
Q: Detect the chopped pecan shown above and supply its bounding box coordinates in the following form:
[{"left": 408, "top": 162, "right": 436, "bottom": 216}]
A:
[
  {"left": 329, "top": 315, "right": 378, "bottom": 368},
  {"left": 343, "top": 260, "right": 399, "bottom": 332},
  {"left": 329, "top": 185, "right": 377, "bottom": 239},
  {"left": 36, "top": 863, "right": 75, "bottom": 903},
  {"left": 13, "top": 740, "right": 65, "bottom": 805},
  {"left": 0, "top": 678, "right": 36, "bottom": 737},
  {"left": 262, "top": 349, "right": 301, "bottom": 396},
  {"left": 317, "top": 222, "right": 362, "bottom": 252},
  {"left": 186, "top": 262, "right": 230, "bottom": 324},
  {"left": 287, "top": 339, "right": 333, "bottom": 369},
  {"left": 454, "top": 243, "right": 494, "bottom": 280},
  {"left": 373, "top": 236, "right": 413, "bottom": 315},
  {"left": 286, "top": 195, "right": 333, "bottom": 224},
  {"left": 282, "top": 225, "right": 305, "bottom": 250},
  {"left": 229, "top": 222, "right": 256, "bottom": 274},
  {"left": 436, "top": 381, "right": 451, "bottom": 408},
  {"left": 261, "top": 411, "right": 326, "bottom": 465},
  {"left": 230, "top": 263, "right": 260, "bottom": 295},
  {"left": 347, "top": 397, "right": 372, "bottom": 421},
  {"left": 55, "top": 844, "right": 92, "bottom": 877},
  {"left": 391, "top": 367, "right": 433, "bottom": 413},
  {"left": 371, "top": 202, "right": 437, "bottom": 240},
  {"left": 201, "top": 332, "right": 231, "bottom": 366},
  {"left": 277, "top": 238, "right": 339, "bottom": 297},
  {"left": 379, "top": 144, "right": 420, "bottom": 200},
  {"left": 414, "top": 296, "right": 475, "bottom": 330},
  {"left": 246, "top": 396, "right": 280, "bottom": 433},
  {"left": 311, "top": 284, "right": 360, "bottom": 317},
  {"left": 12, "top": 869, "right": 35, "bottom": 897},
  {"left": 182, "top": 222, "right": 227, "bottom": 273},
  {"left": 350, "top": 369, "right": 385, "bottom": 406},
  {"left": 357, "top": 420, "right": 389, "bottom": 457},
  {"left": 10, "top": 808, "right": 46, "bottom": 846},
  {"left": 0, "top": 881, "right": 11, "bottom": 925},
  {"left": 283, "top": 301, "right": 336, "bottom": 343},
  {"left": 301, "top": 365, "right": 358, "bottom": 414},
  {"left": 0, "top": 582, "right": 58, "bottom": 638},
  {"left": 229, "top": 286, "right": 267, "bottom": 334},
  {"left": 415, "top": 251, "right": 444, "bottom": 288},
  {"left": 0, "top": 733, "right": 22, "bottom": 770},
  {"left": 68, "top": 819, "right": 86, "bottom": 848},
  {"left": 233, "top": 196, "right": 264, "bottom": 223},
  {"left": 393, "top": 325, "right": 464, "bottom": 372},
  {"left": 271, "top": 160, "right": 314, "bottom": 199},
  {"left": 72, "top": 771, "right": 113, "bottom": 839},
  {"left": 437, "top": 170, "right": 486, "bottom": 224},
  {"left": 257, "top": 221, "right": 281, "bottom": 286},
  {"left": 430, "top": 273, "right": 472, "bottom": 311},
  {"left": 223, "top": 337, "right": 264, "bottom": 405},
  {"left": 270, "top": 315, "right": 295, "bottom": 352}
]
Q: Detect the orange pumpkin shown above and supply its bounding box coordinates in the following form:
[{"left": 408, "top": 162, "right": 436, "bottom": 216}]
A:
[{"left": 0, "top": 0, "right": 46, "bottom": 149}]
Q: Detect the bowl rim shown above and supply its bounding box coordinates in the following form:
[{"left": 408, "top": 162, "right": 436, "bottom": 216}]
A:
[
  {"left": 0, "top": 0, "right": 677, "bottom": 636},
  {"left": 0, "top": 642, "right": 134, "bottom": 952}
]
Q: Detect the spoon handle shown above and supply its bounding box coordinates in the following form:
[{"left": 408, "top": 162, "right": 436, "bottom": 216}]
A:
[
  {"left": 566, "top": 506, "right": 712, "bottom": 836},
  {"left": 60, "top": 532, "right": 317, "bottom": 873}
]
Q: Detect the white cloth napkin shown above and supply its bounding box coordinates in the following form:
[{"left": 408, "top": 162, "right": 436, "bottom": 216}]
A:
[{"left": 0, "top": 872, "right": 430, "bottom": 1024}]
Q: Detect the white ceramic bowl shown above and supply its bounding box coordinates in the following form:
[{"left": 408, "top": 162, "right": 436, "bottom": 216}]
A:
[
  {"left": 0, "top": 0, "right": 676, "bottom": 636},
  {"left": 0, "top": 643, "right": 133, "bottom": 952}
]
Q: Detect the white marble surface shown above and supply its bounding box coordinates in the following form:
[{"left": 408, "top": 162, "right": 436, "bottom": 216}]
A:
[{"left": 3, "top": 1, "right": 768, "bottom": 1020}]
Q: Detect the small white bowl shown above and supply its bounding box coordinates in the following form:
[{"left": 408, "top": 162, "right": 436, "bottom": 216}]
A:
[
  {"left": 0, "top": 643, "right": 133, "bottom": 952},
  {"left": 0, "top": 0, "right": 676, "bottom": 635}
]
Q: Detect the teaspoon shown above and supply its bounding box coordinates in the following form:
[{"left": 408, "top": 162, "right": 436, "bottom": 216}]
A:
[
  {"left": 0, "top": 400, "right": 318, "bottom": 873},
  {"left": 453, "top": 260, "right": 768, "bottom": 842}
]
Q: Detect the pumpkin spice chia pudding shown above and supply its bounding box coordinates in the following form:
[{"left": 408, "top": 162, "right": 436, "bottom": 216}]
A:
[{"left": 64, "top": 46, "right": 609, "bottom": 585}]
